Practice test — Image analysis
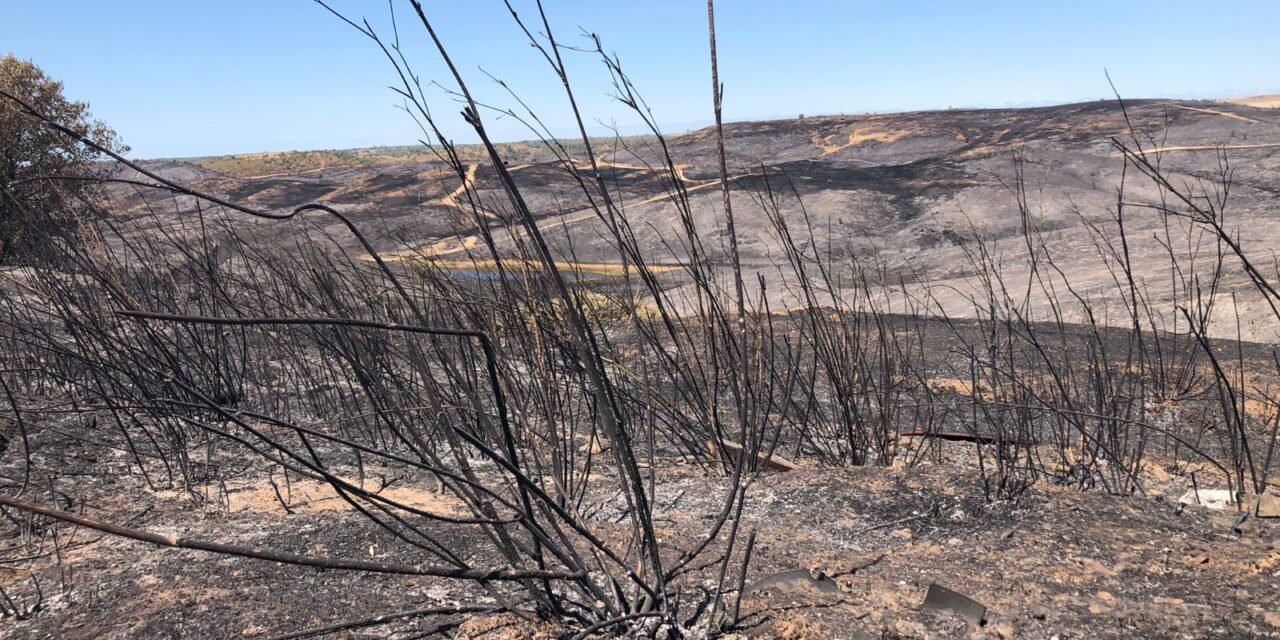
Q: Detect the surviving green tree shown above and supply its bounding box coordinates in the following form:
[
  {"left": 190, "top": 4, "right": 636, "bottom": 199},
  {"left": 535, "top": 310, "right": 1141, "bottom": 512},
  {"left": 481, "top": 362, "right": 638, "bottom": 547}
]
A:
[{"left": 0, "top": 54, "right": 126, "bottom": 263}]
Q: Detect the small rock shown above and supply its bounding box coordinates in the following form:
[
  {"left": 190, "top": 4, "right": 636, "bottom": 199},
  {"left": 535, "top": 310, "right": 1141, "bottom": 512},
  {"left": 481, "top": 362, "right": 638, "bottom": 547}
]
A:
[
  {"left": 890, "top": 528, "right": 913, "bottom": 542},
  {"left": 1264, "top": 612, "right": 1280, "bottom": 629},
  {"left": 1030, "top": 605, "right": 1049, "bottom": 620}
]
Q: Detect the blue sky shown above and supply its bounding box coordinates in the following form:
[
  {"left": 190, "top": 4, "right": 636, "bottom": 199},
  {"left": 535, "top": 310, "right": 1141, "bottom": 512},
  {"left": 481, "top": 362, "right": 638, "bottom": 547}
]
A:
[{"left": 3, "top": 1, "right": 1278, "bottom": 158}]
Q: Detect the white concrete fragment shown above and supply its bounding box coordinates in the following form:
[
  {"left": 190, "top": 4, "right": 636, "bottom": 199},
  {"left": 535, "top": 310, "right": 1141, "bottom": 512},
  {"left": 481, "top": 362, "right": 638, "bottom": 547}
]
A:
[{"left": 1177, "top": 489, "right": 1238, "bottom": 510}]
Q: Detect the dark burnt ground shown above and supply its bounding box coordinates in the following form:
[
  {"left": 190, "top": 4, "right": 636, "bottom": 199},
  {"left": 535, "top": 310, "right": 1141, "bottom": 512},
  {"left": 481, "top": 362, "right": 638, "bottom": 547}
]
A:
[
  {"left": 2, "top": 428, "right": 1279, "bottom": 639},
  {"left": 110, "top": 101, "right": 1280, "bottom": 330},
  {"left": 1, "top": 508, "right": 484, "bottom": 640},
  {"left": 231, "top": 180, "right": 341, "bottom": 209},
  {"left": 124, "top": 98, "right": 1279, "bottom": 232},
  {"left": 466, "top": 162, "right": 685, "bottom": 221},
  {"left": 2, "top": 301, "right": 1279, "bottom": 640},
  {"left": 0, "top": 417, "right": 498, "bottom": 640},
  {"left": 719, "top": 458, "right": 1280, "bottom": 639},
  {"left": 25, "top": 100, "right": 1275, "bottom": 637},
  {"left": 742, "top": 158, "right": 980, "bottom": 223}
]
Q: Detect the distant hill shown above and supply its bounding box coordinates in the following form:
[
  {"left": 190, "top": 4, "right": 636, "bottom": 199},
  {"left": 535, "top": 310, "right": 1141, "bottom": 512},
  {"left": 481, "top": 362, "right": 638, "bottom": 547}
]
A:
[
  {"left": 117, "top": 98, "right": 1280, "bottom": 340},
  {"left": 179, "top": 136, "right": 658, "bottom": 179},
  {"left": 1221, "top": 94, "right": 1280, "bottom": 109}
]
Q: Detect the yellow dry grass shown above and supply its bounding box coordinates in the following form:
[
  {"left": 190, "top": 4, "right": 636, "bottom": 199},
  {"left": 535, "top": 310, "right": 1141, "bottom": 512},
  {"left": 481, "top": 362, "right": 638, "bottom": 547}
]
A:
[
  {"left": 811, "top": 126, "right": 915, "bottom": 155},
  {"left": 413, "top": 257, "right": 682, "bottom": 277},
  {"left": 1219, "top": 94, "right": 1280, "bottom": 109}
]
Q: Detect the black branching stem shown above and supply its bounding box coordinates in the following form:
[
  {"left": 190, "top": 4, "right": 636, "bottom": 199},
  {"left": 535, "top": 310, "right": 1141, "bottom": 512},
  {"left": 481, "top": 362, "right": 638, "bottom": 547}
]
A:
[
  {"left": 0, "top": 494, "right": 579, "bottom": 581},
  {"left": 706, "top": 0, "right": 745, "bottom": 323},
  {"left": 406, "top": 0, "right": 669, "bottom": 610},
  {"left": 5, "top": 3, "right": 1280, "bottom": 638}
]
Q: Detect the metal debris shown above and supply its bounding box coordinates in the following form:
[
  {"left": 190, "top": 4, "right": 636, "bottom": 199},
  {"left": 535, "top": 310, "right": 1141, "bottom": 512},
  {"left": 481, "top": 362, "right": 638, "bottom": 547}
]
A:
[{"left": 921, "top": 583, "right": 987, "bottom": 626}]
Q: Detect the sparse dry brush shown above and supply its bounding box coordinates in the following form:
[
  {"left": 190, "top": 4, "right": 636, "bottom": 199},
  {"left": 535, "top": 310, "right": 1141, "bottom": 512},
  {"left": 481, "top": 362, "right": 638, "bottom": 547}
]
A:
[{"left": 0, "top": 1, "right": 1277, "bottom": 637}]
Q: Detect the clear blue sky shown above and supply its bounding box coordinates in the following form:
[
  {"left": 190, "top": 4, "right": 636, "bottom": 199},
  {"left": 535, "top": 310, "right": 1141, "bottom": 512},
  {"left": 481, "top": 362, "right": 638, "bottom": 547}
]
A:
[{"left": 4, "top": 1, "right": 1278, "bottom": 158}]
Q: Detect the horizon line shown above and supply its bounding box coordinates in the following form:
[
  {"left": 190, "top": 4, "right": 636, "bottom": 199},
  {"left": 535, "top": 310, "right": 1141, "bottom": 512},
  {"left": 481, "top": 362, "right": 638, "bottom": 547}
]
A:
[{"left": 144, "top": 93, "right": 1279, "bottom": 162}]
